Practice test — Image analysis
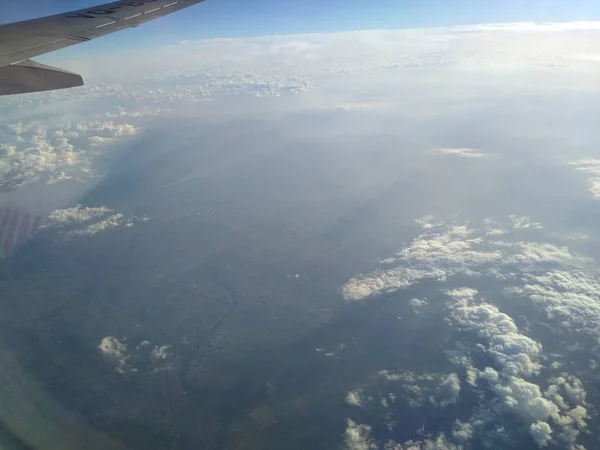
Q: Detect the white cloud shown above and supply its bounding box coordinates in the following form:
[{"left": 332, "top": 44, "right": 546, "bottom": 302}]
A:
[
  {"left": 530, "top": 421, "right": 553, "bottom": 447},
  {"left": 342, "top": 217, "right": 598, "bottom": 339},
  {"left": 383, "top": 434, "right": 461, "bottom": 450},
  {"left": 508, "top": 215, "right": 543, "bottom": 230},
  {"left": 336, "top": 102, "right": 391, "bottom": 111},
  {"left": 443, "top": 289, "right": 590, "bottom": 448},
  {"left": 409, "top": 298, "right": 428, "bottom": 313},
  {"left": 46, "top": 205, "right": 113, "bottom": 226},
  {"left": 379, "top": 370, "right": 461, "bottom": 408},
  {"left": 343, "top": 420, "right": 377, "bottom": 450},
  {"left": 452, "top": 420, "right": 474, "bottom": 443},
  {"left": 44, "top": 205, "right": 147, "bottom": 238},
  {"left": 446, "top": 288, "right": 542, "bottom": 377},
  {"left": 507, "top": 270, "right": 600, "bottom": 335},
  {"left": 569, "top": 159, "right": 600, "bottom": 200},
  {"left": 0, "top": 120, "right": 137, "bottom": 190},
  {"left": 98, "top": 336, "right": 133, "bottom": 373},
  {"left": 346, "top": 390, "right": 363, "bottom": 407},
  {"left": 66, "top": 213, "right": 125, "bottom": 237},
  {"left": 344, "top": 418, "right": 462, "bottom": 450},
  {"left": 150, "top": 344, "right": 172, "bottom": 363},
  {"left": 342, "top": 216, "right": 597, "bottom": 449},
  {"left": 342, "top": 224, "right": 503, "bottom": 301},
  {"left": 437, "top": 148, "right": 487, "bottom": 158},
  {"left": 436, "top": 373, "right": 461, "bottom": 407}
]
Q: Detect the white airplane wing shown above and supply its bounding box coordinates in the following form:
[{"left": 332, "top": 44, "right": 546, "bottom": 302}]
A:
[{"left": 0, "top": 0, "right": 206, "bottom": 95}]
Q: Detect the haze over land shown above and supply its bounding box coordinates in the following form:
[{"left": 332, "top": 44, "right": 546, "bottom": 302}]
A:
[{"left": 1, "top": 21, "right": 600, "bottom": 450}]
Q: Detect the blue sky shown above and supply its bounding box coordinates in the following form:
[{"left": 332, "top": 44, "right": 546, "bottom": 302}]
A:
[
  {"left": 3, "top": 0, "right": 600, "bottom": 62},
  {"left": 4, "top": 0, "right": 600, "bottom": 37}
]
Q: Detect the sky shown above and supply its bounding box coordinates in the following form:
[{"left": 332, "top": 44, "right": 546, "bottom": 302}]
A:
[
  {"left": 3, "top": 0, "right": 600, "bottom": 40},
  {"left": 4, "top": 0, "right": 600, "bottom": 65}
]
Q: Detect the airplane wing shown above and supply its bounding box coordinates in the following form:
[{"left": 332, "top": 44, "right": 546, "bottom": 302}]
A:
[{"left": 0, "top": 0, "right": 206, "bottom": 95}]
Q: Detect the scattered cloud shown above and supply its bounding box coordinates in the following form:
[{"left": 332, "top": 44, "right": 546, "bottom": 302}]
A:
[
  {"left": 529, "top": 421, "right": 553, "bottom": 447},
  {"left": 379, "top": 370, "right": 461, "bottom": 408},
  {"left": 336, "top": 102, "right": 391, "bottom": 111},
  {"left": 507, "top": 270, "right": 600, "bottom": 335},
  {"left": 0, "top": 120, "right": 137, "bottom": 191},
  {"left": 342, "top": 220, "right": 503, "bottom": 301},
  {"left": 409, "top": 298, "right": 428, "bottom": 314},
  {"left": 342, "top": 216, "right": 597, "bottom": 338},
  {"left": 150, "top": 344, "right": 172, "bottom": 363},
  {"left": 344, "top": 419, "right": 377, "bottom": 450},
  {"left": 437, "top": 148, "right": 487, "bottom": 158},
  {"left": 98, "top": 336, "right": 133, "bottom": 374},
  {"left": 443, "top": 288, "right": 590, "bottom": 448},
  {"left": 343, "top": 418, "right": 461, "bottom": 450},
  {"left": 44, "top": 205, "right": 148, "bottom": 238},
  {"left": 346, "top": 390, "right": 364, "bottom": 407},
  {"left": 66, "top": 213, "right": 125, "bottom": 237},
  {"left": 341, "top": 216, "right": 598, "bottom": 448},
  {"left": 98, "top": 338, "right": 174, "bottom": 374},
  {"left": 508, "top": 215, "right": 543, "bottom": 230},
  {"left": 569, "top": 159, "right": 600, "bottom": 200},
  {"left": 46, "top": 205, "right": 113, "bottom": 226},
  {"left": 446, "top": 288, "right": 542, "bottom": 377}
]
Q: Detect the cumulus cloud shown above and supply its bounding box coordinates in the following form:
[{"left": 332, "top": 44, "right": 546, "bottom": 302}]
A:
[
  {"left": 409, "top": 298, "right": 428, "bottom": 313},
  {"left": 344, "top": 418, "right": 462, "bottom": 450},
  {"left": 342, "top": 216, "right": 598, "bottom": 449},
  {"left": 44, "top": 205, "right": 148, "bottom": 238},
  {"left": 569, "top": 159, "right": 600, "bottom": 200},
  {"left": 446, "top": 288, "right": 542, "bottom": 377},
  {"left": 46, "top": 205, "right": 113, "bottom": 226},
  {"left": 346, "top": 390, "right": 364, "bottom": 407},
  {"left": 150, "top": 344, "right": 172, "bottom": 363},
  {"left": 507, "top": 269, "right": 600, "bottom": 335},
  {"left": 437, "top": 148, "right": 487, "bottom": 158},
  {"left": 342, "top": 223, "right": 502, "bottom": 301},
  {"left": 382, "top": 434, "right": 461, "bottom": 450},
  {"left": 443, "top": 289, "right": 590, "bottom": 448},
  {"left": 508, "top": 215, "right": 543, "bottom": 230},
  {"left": 436, "top": 373, "right": 461, "bottom": 407},
  {"left": 0, "top": 120, "right": 137, "bottom": 190},
  {"left": 344, "top": 420, "right": 377, "bottom": 450},
  {"left": 98, "top": 336, "right": 133, "bottom": 373},
  {"left": 379, "top": 370, "right": 461, "bottom": 408},
  {"left": 530, "top": 421, "right": 553, "bottom": 447},
  {"left": 98, "top": 338, "right": 176, "bottom": 374},
  {"left": 65, "top": 213, "right": 125, "bottom": 237},
  {"left": 452, "top": 420, "right": 474, "bottom": 443},
  {"left": 342, "top": 217, "right": 597, "bottom": 338}
]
